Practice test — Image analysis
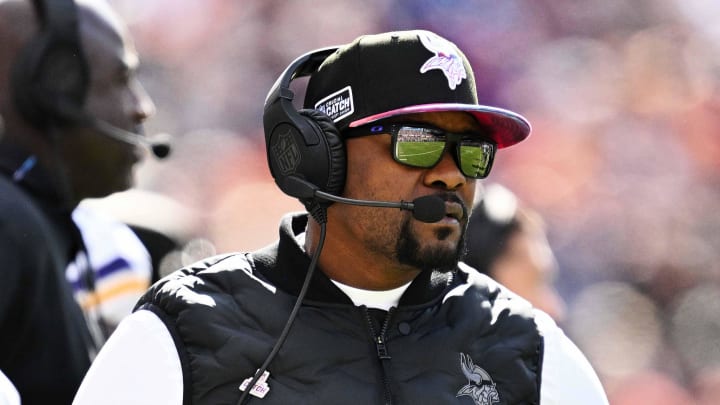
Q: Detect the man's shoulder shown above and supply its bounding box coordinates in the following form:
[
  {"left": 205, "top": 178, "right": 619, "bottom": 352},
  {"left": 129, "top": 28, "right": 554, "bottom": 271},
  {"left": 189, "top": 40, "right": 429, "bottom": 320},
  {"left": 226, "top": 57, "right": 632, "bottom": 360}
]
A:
[
  {"left": 150, "top": 252, "right": 262, "bottom": 291},
  {"left": 0, "top": 176, "right": 60, "bottom": 257},
  {"left": 452, "top": 263, "right": 540, "bottom": 330},
  {"left": 136, "top": 252, "right": 277, "bottom": 312},
  {"left": 456, "top": 262, "right": 534, "bottom": 306},
  {"left": 0, "top": 176, "right": 46, "bottom": 228}
]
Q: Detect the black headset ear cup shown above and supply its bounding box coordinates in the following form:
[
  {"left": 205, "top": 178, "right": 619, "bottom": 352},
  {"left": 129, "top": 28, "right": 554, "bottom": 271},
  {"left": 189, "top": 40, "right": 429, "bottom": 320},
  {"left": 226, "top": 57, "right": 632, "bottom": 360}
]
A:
[
  {"left": 262, "top": 46, "right": 344, "bottom": 206},
  {"left": 11, "top": 35, "right": 46, "bottom": 126},
  {"left": 298, "top": 108, "right": 346, "bottom": 196},
  {"left": 10, "top": 0, "right": 88, "bottom": 130}
]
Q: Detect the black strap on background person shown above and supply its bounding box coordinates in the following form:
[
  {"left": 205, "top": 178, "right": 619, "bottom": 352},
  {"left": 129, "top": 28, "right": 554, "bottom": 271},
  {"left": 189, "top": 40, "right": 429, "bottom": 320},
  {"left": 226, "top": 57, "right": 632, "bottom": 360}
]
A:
[{"left": 68, "top": 216, "right": 112, "bottom": 351}]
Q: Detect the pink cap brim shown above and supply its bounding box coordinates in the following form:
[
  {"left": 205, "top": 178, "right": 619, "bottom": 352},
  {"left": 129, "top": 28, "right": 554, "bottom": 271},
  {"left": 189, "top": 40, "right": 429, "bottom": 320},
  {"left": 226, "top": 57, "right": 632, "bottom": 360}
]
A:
[{"left": 348, "top": 103, "right": 531, "bottom": 149}]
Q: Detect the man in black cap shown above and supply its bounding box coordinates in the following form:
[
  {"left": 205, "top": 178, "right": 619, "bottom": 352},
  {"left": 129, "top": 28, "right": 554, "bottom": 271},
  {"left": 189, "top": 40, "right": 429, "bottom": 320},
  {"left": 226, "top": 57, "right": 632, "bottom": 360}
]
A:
[{"left": 74, "top": 30, "right": 608, "bottom": 404}]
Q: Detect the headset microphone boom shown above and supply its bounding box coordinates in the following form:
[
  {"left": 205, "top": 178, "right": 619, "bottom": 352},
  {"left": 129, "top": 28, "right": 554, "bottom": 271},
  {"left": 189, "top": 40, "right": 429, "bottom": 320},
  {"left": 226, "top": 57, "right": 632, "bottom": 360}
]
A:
[
  {"left": 280, "top": 175, "right": 447, "bottom": 223},
  {"left": 88, "top": 118, "right": 171, "bottom": 159}
]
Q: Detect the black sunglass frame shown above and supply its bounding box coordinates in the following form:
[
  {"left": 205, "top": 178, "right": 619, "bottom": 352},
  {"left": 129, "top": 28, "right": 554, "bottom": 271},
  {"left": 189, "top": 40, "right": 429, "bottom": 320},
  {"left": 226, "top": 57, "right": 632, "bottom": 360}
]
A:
[{"left": 344, "top": 123, "right": 497, "bottom": 179}]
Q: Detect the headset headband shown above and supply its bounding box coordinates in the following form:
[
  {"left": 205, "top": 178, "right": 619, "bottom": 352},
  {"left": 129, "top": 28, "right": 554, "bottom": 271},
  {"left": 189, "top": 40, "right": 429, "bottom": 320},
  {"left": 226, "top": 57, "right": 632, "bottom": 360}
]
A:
[
  {"left": 263, "top": 47, "right": 338, "bottom": 145},
  {"left": 262, "top": 47, "right": 346, "bottom": 204}
]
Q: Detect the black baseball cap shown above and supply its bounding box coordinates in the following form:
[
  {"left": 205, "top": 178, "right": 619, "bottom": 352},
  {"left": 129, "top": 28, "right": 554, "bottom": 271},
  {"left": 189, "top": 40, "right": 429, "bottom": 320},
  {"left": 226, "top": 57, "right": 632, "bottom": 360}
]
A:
[{"left": 303, "top": 30, "right": 531, "bottom": 149}]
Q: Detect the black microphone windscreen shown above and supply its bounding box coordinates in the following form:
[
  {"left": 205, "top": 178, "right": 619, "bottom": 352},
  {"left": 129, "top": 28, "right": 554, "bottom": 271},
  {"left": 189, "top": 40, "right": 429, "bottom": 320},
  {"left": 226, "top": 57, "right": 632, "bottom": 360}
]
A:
[
  {"left": 151, "top": 142, "right": 171, "bottom": 159},
  {"left": 411, "top": 195, "right": 446, "bottom": 223}
]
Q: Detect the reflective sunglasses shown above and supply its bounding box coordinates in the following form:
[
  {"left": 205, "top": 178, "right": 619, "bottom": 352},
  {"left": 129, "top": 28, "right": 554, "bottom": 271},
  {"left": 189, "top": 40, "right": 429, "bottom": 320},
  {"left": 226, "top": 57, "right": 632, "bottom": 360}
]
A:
[{"left": 344, "top": 123, "right": 496, "bottom": 179}]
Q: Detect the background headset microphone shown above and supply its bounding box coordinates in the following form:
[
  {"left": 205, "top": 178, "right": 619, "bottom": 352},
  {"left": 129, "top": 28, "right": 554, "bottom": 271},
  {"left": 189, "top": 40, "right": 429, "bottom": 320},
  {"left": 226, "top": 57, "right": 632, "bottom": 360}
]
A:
[
  {"left": 262, "top": 47, "right": 446, "bottom": 224},
  {"left": 9, "top": 0, "right": 170, "bottom": 159}
]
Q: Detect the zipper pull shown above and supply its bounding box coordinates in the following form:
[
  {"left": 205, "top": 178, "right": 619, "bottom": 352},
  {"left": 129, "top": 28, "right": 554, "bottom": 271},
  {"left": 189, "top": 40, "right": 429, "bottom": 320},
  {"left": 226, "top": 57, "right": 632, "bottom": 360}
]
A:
[{"left": 375, "top": 335, "right": 391, "bottom": 360}]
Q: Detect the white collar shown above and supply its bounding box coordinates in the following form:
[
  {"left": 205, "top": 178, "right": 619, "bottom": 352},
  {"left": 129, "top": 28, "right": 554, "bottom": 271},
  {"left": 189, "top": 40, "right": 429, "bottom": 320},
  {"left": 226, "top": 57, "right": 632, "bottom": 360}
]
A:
[
  {"left": 299, "top": 231, "right": 410, "bottom": 311},
  {"left": 331, "top": 279, "right": 411, "bottom": 311}
]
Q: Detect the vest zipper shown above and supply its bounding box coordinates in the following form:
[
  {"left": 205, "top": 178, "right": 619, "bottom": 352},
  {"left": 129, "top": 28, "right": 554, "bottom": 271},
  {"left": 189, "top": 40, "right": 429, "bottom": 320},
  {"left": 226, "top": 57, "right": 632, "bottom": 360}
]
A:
[{"left": 363, "top": 306, "right": 395, "bottom": 405}]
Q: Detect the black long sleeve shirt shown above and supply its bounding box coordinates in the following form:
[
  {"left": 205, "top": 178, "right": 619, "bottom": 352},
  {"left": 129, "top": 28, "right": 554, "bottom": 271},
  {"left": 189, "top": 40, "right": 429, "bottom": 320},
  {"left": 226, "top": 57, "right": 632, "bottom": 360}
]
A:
[{"left": 0, "top": 142, "right": 93, "bottom": 405}]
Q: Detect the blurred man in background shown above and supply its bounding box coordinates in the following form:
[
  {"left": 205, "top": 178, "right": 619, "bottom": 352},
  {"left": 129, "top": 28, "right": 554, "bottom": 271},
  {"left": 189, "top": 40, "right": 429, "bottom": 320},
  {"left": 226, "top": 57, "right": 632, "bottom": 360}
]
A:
[
  {"left": 464, "top": 183, "right": 566, "bottom": 322},
  {"left": 0, "top": 0, "right": 155, "bottom": 403}
]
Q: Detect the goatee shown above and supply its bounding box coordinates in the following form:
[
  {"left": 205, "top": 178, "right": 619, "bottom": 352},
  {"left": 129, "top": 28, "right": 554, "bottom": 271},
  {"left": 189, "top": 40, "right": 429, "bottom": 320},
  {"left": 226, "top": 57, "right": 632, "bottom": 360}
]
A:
[{"left": 395, "top": 217, "right": 466, "bottom": 272}]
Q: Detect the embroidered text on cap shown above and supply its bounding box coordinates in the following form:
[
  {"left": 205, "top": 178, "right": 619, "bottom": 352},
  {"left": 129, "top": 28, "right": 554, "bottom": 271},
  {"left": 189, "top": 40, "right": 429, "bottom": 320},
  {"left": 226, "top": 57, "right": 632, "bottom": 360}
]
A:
[{"left": 314, "top": 86, "right": 354, "bottom": 123}]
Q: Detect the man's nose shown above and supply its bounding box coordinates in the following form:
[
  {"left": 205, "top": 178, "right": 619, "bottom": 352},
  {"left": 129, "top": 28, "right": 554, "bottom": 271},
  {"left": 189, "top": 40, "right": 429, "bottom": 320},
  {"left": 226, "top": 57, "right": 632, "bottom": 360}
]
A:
[{"left": 423, "top": 148, "right": 467, "bottom": 190}]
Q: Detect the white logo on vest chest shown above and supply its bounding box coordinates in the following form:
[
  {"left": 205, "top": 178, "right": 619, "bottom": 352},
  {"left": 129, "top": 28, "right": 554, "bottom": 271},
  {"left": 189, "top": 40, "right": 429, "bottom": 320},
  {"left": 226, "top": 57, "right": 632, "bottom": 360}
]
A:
[{"left": 456, "top": 353, "right": 500, "bottom": 405}]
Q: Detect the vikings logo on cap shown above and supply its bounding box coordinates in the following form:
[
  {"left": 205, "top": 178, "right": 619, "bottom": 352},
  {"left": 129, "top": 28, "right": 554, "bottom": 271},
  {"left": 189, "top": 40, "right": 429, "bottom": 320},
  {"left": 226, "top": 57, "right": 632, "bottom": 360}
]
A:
[{"left": 418, "top": 31, "right": 467, "bottom": 90}]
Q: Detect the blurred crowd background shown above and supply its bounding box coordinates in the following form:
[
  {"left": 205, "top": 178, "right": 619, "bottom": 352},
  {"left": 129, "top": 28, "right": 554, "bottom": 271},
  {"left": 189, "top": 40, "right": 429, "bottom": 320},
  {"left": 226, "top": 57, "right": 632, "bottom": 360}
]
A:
[{"left": 87, "top": 1, "right": 720, "bottom": 403}]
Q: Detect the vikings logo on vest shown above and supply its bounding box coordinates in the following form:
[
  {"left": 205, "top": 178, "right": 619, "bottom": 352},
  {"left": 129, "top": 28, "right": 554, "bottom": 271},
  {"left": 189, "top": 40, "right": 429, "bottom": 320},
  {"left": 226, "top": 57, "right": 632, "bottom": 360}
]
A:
[
  {"left": 457, "top": 353, "right": 500, "bottom": 405},
  {"left": 314, "top": 85, "right": 354, "bottom": 123},
  {"left": 418, "top": 31, "right": 467, "bottom": 90}
]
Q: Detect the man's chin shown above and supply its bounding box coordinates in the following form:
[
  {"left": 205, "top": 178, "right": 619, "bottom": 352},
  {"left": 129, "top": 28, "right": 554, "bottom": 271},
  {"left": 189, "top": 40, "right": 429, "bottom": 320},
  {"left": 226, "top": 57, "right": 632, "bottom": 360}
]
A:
[
  {"left": 419, "top": 245, "right": 462, "bottom": 271},
  {"left": 397, "top": 220, "right": 464, "bottom": 271}
]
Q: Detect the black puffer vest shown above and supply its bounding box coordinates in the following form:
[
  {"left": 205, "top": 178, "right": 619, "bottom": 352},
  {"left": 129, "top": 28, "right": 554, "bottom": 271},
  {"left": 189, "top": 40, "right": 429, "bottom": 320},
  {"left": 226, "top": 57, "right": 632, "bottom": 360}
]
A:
[{"left": 137, "top": 213, "right": 543, "bottom": 405}]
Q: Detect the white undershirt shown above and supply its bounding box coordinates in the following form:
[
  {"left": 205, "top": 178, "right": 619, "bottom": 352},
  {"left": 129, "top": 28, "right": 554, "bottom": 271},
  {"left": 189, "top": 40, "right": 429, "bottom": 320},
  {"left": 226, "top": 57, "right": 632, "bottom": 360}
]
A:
[
  {"left": 73, "top": 296, "right": 608, "bottom": 405},
  {"left": 331, "top": 279, "right": 410, "bottom": 311}
]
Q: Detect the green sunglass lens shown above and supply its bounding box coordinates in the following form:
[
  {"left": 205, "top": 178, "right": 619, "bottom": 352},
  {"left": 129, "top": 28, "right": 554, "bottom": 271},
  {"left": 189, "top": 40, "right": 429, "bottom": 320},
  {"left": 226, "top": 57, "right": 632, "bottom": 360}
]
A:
[
  {"left": 393, "top": 127, "right": 494, "bottom": 178},
  {"left": 395, "top": 139, "right": 445, "bottom": 168},
  {"left": 458, "top": 143, "right": 493, "bottom": 178}
]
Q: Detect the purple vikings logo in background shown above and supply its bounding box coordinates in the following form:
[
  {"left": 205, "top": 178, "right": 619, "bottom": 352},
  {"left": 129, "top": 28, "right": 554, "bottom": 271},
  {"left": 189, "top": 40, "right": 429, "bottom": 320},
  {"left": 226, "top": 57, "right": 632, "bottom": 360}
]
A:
[
  {"left": 418, "top": 31, "right": 468, "bottom": 90},
  {"left": 457, "top": 353, "right": 500, "bottom": 405}
]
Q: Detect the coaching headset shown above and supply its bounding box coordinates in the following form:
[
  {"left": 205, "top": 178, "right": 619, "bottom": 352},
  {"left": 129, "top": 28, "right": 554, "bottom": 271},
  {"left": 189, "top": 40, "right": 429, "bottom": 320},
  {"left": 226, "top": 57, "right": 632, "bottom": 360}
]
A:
[
  {"left": 263, "top": 47, "right": 346, "bottom": 201},
  {"left": 263, "top": 48, "right": 446, "bottom": 224},
  {"left": 11, "top": 0, "right": 89, "bottom": 131}
]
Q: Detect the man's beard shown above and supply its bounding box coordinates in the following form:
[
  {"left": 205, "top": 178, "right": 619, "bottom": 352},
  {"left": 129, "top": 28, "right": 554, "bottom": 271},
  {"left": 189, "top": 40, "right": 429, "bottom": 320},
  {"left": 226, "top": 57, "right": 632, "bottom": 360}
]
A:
[{"left": 395, "top": 217, "right": 466, "bottom": 272}]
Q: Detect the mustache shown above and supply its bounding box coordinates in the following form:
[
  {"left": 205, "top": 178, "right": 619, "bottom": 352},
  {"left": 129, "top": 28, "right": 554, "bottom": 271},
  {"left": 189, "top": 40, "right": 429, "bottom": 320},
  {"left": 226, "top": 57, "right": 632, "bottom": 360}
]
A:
[{"left": 435, "top": 192, "right": 469, "bottom": 220}]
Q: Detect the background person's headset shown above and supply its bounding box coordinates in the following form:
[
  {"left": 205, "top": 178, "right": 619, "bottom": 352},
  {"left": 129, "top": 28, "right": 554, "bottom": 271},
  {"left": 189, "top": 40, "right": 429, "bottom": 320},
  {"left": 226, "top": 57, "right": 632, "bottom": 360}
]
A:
[
  {"left": 9, "top": 0, "right": 171, "bottom": 158},
  {"left": 11, "top": 0, "right": 89, "bottom": 131}
]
